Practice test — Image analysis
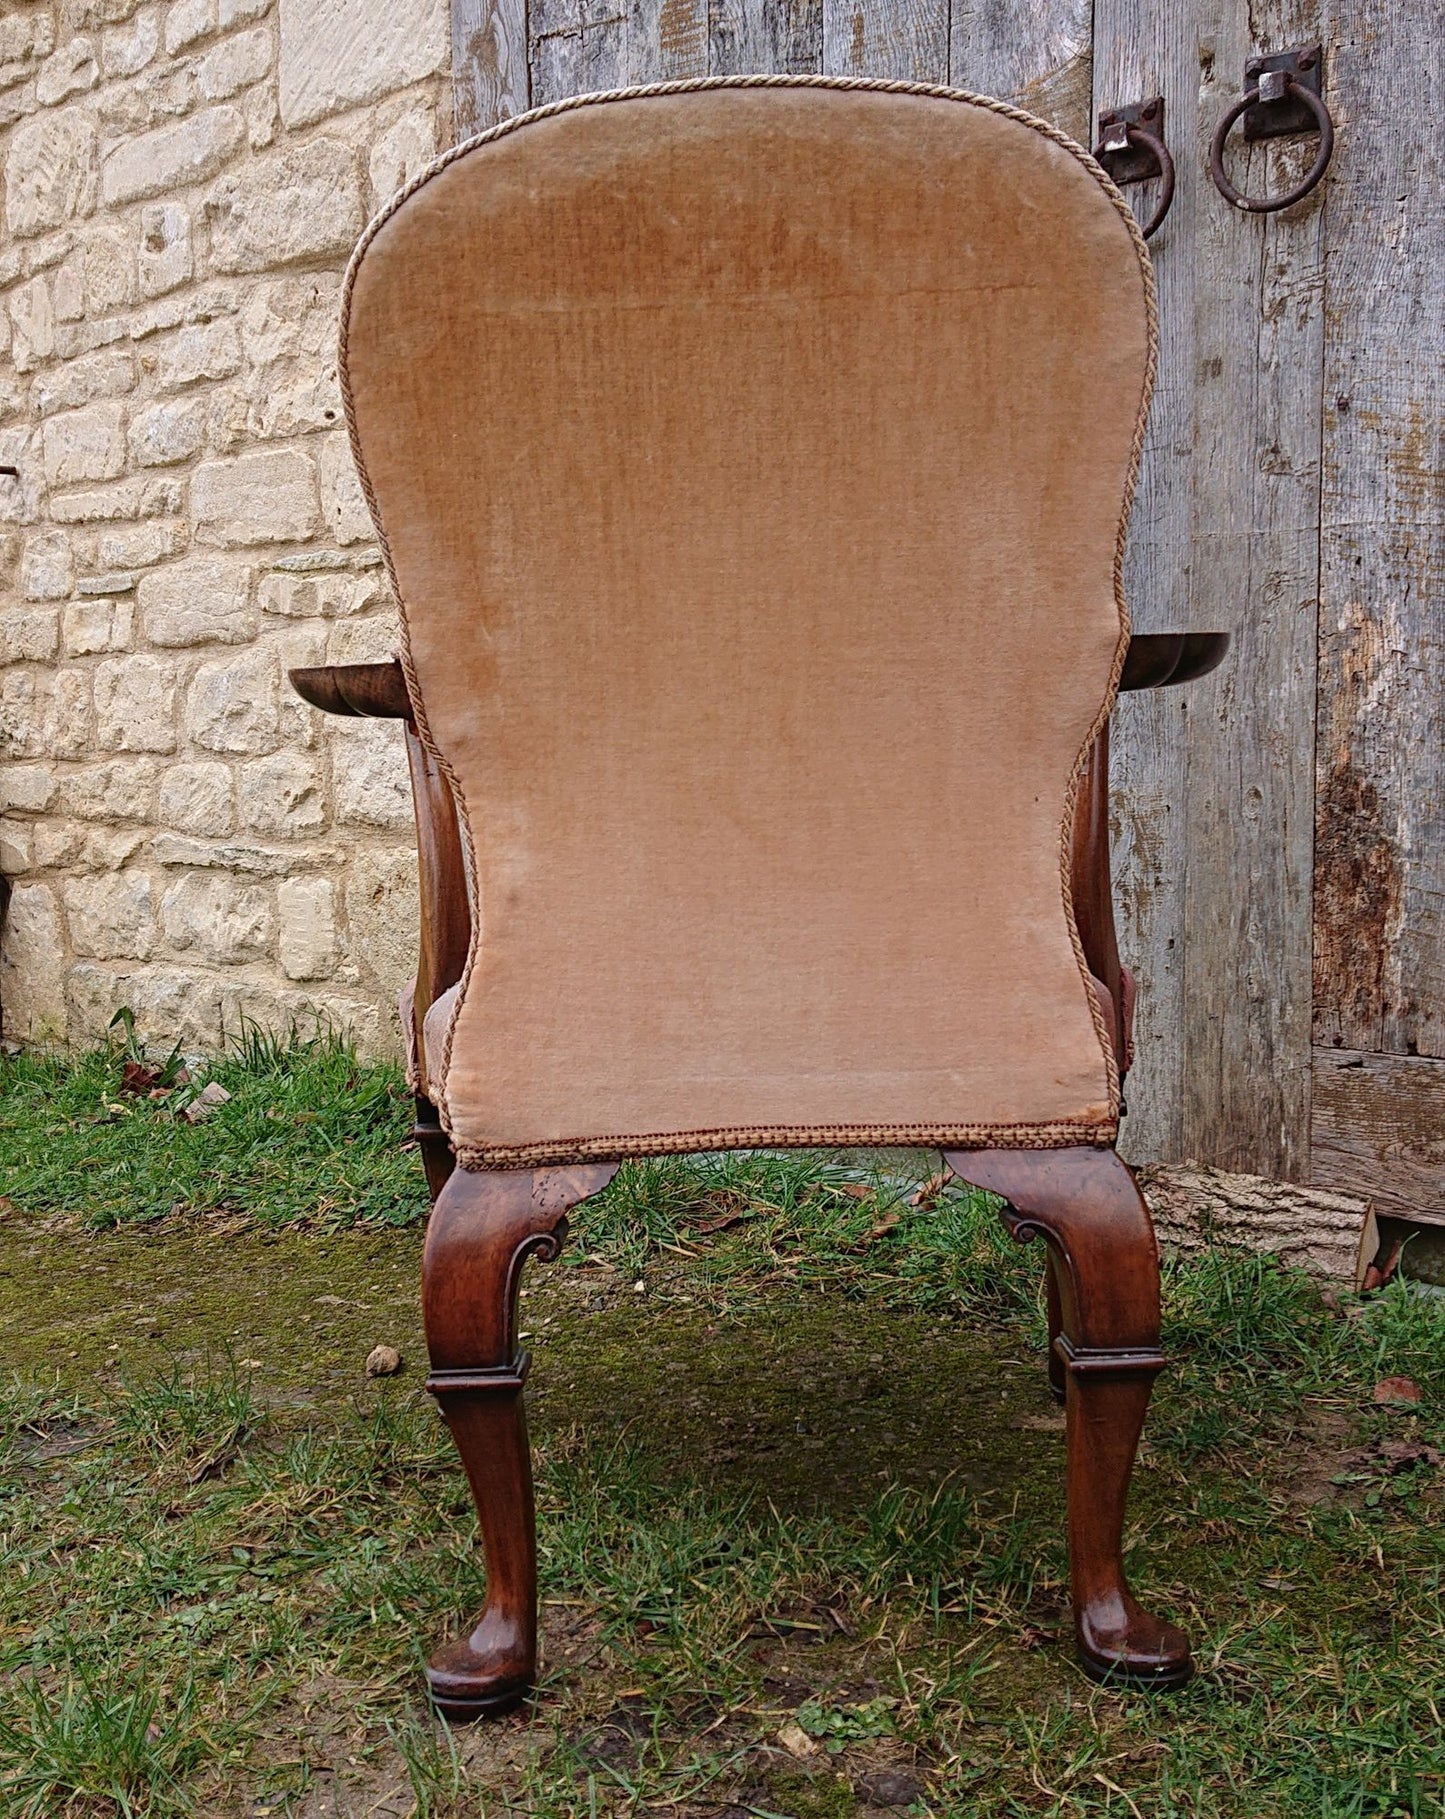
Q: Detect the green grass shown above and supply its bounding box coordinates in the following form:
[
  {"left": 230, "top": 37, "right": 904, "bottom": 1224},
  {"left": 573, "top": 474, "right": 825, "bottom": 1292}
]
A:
[{"left": 1, "top": 1042, "right": 1443, "bottom": 1817}]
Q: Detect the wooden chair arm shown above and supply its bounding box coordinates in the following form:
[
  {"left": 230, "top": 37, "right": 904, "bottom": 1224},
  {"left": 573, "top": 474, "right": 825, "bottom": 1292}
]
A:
[
  {"left": 288, "top": 660, "right": 411, "bottom": 718},
  {"left": 1119, "top": 631, "right": 1230, "bottom": 692},
  {"left": 287, "top": 659, "right": 469, "bottom": 1088}
]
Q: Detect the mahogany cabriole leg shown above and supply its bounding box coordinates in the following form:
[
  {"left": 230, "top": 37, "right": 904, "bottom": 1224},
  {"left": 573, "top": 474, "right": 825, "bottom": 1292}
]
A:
[
  {"left": 422, "top": 1162, "right": 617, "bottom": 1720},
  {"left": 1043, "top": 1248, "right": 1067, "bottom": 1405},
  {"left": 944, "top": 1145, "right": 1191, "bottom": 1690}
]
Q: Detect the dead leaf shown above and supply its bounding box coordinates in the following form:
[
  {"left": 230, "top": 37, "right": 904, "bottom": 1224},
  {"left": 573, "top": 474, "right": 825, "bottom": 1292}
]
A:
[
  {"left": 1374, "top": 1376, "right": 1422, "bottom": 1408},
  {"left": 909, "top": 1171, "right": 950, "bottom": 1210},
  {"left": 365, "top": 1345, "right": 402, "bottom": 1378},
  {"left": 776, "top": 1721, "right": 818, "bottom": 1759},
  {"left": 836, "top": 1182, "right": 873, "bottom": 1200},
  {"left": 692, "top": 1208, "right": 752, "bottom": 1236},
  {"left": 121, "top": 1060, "right": 162, "bottom": 1094},
  {"left": 1017, "top": 1625, "right": 1057, "bottom": 1650}
]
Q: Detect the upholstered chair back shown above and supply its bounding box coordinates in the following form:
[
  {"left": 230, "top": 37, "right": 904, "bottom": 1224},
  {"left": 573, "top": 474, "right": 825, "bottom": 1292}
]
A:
[{"left": 341, "top": 79, "right": 1155, "bottom": 1169}]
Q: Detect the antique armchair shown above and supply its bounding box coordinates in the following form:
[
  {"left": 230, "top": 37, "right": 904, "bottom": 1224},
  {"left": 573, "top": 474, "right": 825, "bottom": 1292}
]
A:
[{"left": 291, "top": 78, "right": 1229, "bottom": 1717}]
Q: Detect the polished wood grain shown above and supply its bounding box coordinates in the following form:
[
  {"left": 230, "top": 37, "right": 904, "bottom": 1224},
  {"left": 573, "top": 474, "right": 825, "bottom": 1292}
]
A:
[
  {"left": 423, "top": 1164, "right": 619, "bottom": 1718},
  {"left": 943, "top": 1145, "right": 1191, "bottom": 1688},
  {"left": 288, "top": 661, "right": 411, "bottom": 719}
]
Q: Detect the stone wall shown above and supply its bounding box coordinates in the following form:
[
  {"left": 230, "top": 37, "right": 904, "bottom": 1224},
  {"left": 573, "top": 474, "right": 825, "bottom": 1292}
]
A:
[{"left": 0, "top": 0, "right": 454, "bottom": 1057}]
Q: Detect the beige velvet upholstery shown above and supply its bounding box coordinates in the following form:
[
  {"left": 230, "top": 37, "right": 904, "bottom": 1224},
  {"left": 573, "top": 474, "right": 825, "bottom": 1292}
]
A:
[{"left": 341, "top": 79, "right": 1154, "bottom": 1167}]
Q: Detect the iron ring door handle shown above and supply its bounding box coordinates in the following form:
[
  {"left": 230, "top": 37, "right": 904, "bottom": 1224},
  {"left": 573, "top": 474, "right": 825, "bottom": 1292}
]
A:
[
  {"left": 1093, "top": 122, "right": 1175, "bottom": 241},
  {"left": 1208, "top": 73, "right": 1334, "bottom": 212}
]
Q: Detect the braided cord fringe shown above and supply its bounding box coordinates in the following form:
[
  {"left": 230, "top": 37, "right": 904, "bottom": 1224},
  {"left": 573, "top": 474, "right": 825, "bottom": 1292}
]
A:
[{"left": 337, "top": 75, "right": 1159, "bottom": 1159}]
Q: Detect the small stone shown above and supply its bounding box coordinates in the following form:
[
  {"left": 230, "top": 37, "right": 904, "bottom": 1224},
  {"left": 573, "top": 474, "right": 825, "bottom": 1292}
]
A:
[
  {"left": 93, "top": 655, "right": 177, "bottom": 752},
  {"left": 182, "top": 1080, "right": 233, "bottom": 1123},
  {"left": 194, "top": 25, "right": 271, "bottom": 101},
  {"left": 152, "top": 318, "right": 242, "bottom": 390},
  {"left": 63, "top": 598, "right": 134, "bottom": 656},
  {"left": 365, "top": 1344, "right": 402, "bottom": 1377},
  {"left": 76, "top": 572, "right": 139, "bottom": 597},
  {"left": 139, "top": 554, "right": 256, "bottom": 646},
  {"left": 318, "top": 431, "right": 372, "bottom": 544},
  {"left": 277, "top": 875, "right": 337, "bottom": 980},
  {"left": 157, "top": 761, "right": 235, "bottom": 835},
  {"left": 776, "top": 1721, "right": 817, "bottom": 1759},
  {"left": 0, "top": 607, "right": 60, "bottom": 664},
  {"left": 857, "top": 1768, "right": 925, "bottom": 1808},
  {"left": 129, "top": 397, "right": 206, "bottom": 469},
  {"left": 41, "top": 402, "right": 127, "bottom": 488}
]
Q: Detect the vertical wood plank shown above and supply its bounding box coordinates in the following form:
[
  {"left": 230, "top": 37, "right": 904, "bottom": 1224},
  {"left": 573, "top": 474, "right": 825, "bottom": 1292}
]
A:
[
  {"left": 452, "top": 0, "right": 530, "bottom": 139},
  {"left": 622, "top": 0, "right": 709, "bottom": 81},
  {"left": 1313, "top": 5, "right": 1445, "bottom": 1062},
  {"left": 708, "top": 0, "right": 822, "bottom": 77},
  {"left": 1179, "top": 0, "right": 1330, "bottom": 1177},
  {"left": 821, "top": 0, "right": 946, "bottom": 82},
  {"left": 1091, "top": 0, "right": 1198, "bottom": 1164},
  {"left": 950, "top": 0, "right": 1093, "bottom": 139},
  {"left": 529, "top": 0, "right": 625, "bottom": 103}
]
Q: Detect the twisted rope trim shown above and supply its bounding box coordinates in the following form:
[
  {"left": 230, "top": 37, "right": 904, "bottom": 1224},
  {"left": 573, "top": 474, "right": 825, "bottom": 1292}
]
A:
[{"left": 338, "top": 75, "right": 1158, "bottom": 1160}]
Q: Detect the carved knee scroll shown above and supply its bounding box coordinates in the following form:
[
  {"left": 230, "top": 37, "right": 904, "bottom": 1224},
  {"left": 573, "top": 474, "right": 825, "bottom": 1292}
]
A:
[
  {"left": 943, "top": 1146, "right": 1191, "bottom": 1690},
  {"left": 422, "top": 1163, "right": 617, "bottom": 1720}
]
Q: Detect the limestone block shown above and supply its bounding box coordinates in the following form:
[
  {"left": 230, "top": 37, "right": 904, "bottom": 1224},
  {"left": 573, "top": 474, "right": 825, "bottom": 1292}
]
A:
[
  {"left": 164, "top": 0, "right": 215, "bottom": 55},
  {"left": 50, "top": 669, "right": 93, "bottom": 759},
  {"left": 33, "top": 348, "right": 137, "bottom": 416},
  {"left": 67, "top": 0, "right": 152, "bottom": 26},
  {"left": 97, "top": 518, "right": 188, "bottom": 569},
  {"left": 0, "top": 817, "right": 32, "bottom": 872},
  {"left": 83, "top": 226, "right": 135, "bottom": 313},
  {"left": 220, "top": 0, "right": 273, "bottom": 25},
  {"left": 249, "top": 367, "right": 343, "bottom": 441},
  {"left": 259, "top": 567, "right": 383, "bottom": 618},
  {"left": 205, "top": 137, "right": 363, "bottom": 274},
  {"left": 277, "top": 875, "right": 337, "bottom": 979},
  {"left": 0, "top": 884, "right": 67, "bottom": 1042},
  {"left": 318, "top": 431, "right": 371, "bottom": 545},
  {"left": 0, "top": 13, "right": 57, "bottom": 66},
  {"left": 21, "top": 529, "right": 75, "bottom": 601},
  {"left": 63, "top": 757, "right": 159, "bottom": 821},
  {"left": 234, "top": 748, "right": 323, "bottom": 836},
  {"left": 93, "top": 654, "right": 177, "bottom": 751},
  {"left": 244, "top": 80, "right": 277, "bottom": 148},
  {"left": 186, "top": 642, "right": 280, "bottom": 752},
  {"left": 158, "top": 759, "right": 234, "bottom": 834},
  {"left": 345, "top": 845, "right": 418, "bottom": 991},
  {"left": 53, "top": 251, "right": 87, "bottom": 321},
  {"left": 41, "top": 401, "right": 127, "bottom": 487},
  {"left": 150, "top": 317, "right": 242, "bottom": 390},
  {"left": 368, "top": 102, "right": 437, "bottom": 209},
  {"left": 102, "top": 11, "right": 161, "bottom": 77},
  {"left": 37, "top": 37, "right": 100, "bottom": 106},
  {"left": 151, "top": 832, "right": 344, "bottom": 874},
  {"left": 65, "top": 867, "right": 157, "bottom": 958},
  {"left": 33, "top": 822, "right": 83, "bottom": 868},
  {"left": 76, "top": 570, "right": 139, "bottom": 596},
  {"left": 160, "top": 872, "right": 273, "bottom": 962},
  {"left": 195, "top": 24, "right": 271, "bottom": 100},
  {"left": 0, "top": 763, "right": 58, "bottom": 813},
  {"left": 80, "top": 825, "right": 147, "bottom": 870},
  {"left": 0, "top": 672, "right": 46, "bottom": 758},
  {"left": 0, "top": 607, "right": 59, "bottom": 664},
  {"left": 192, "top": 447, "right": 318, "bottom": 546},
  {"left": 100, "top": 105, "right": 244, "bottom": 207},
  {"left": 5, "top": 108, "right": 97, "bottom": 237},
  {"left": 64, "top": 597, "right": 135, "bottom": 655},
  {"left": 9, "top": 274, "right": 54, "bottom": 372},
  {"left": 326, "top": 614, "right": 396, "bottom": 665},
  {"left": 278, "top": 0, "right": 446, "bottom": 126},
  {"left": 128, "top": 396, "right": 205, "bottom": 468},
  {"left": 137, "top": 202, "right": 192, "bottom": 298},
  {"left": 50, "top": 475, "right": 184, "bottom": 524},
  {"left": 140, "top": 553, "right": 256, "bottom": 645},
  {"left": 332, "top": 717, "right": 410, "bottom": 829}
]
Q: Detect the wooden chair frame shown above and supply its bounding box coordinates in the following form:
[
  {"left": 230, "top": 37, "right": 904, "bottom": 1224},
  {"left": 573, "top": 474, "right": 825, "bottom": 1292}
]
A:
[{"left": 291, "top": 630, "right": 1225, "bottom": 1716}]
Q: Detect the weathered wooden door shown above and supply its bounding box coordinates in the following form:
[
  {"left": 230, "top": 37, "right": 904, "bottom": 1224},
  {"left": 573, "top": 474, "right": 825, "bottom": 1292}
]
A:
[{"left": 451, "top": 0, "right": 1444, "bottom": 1217}]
